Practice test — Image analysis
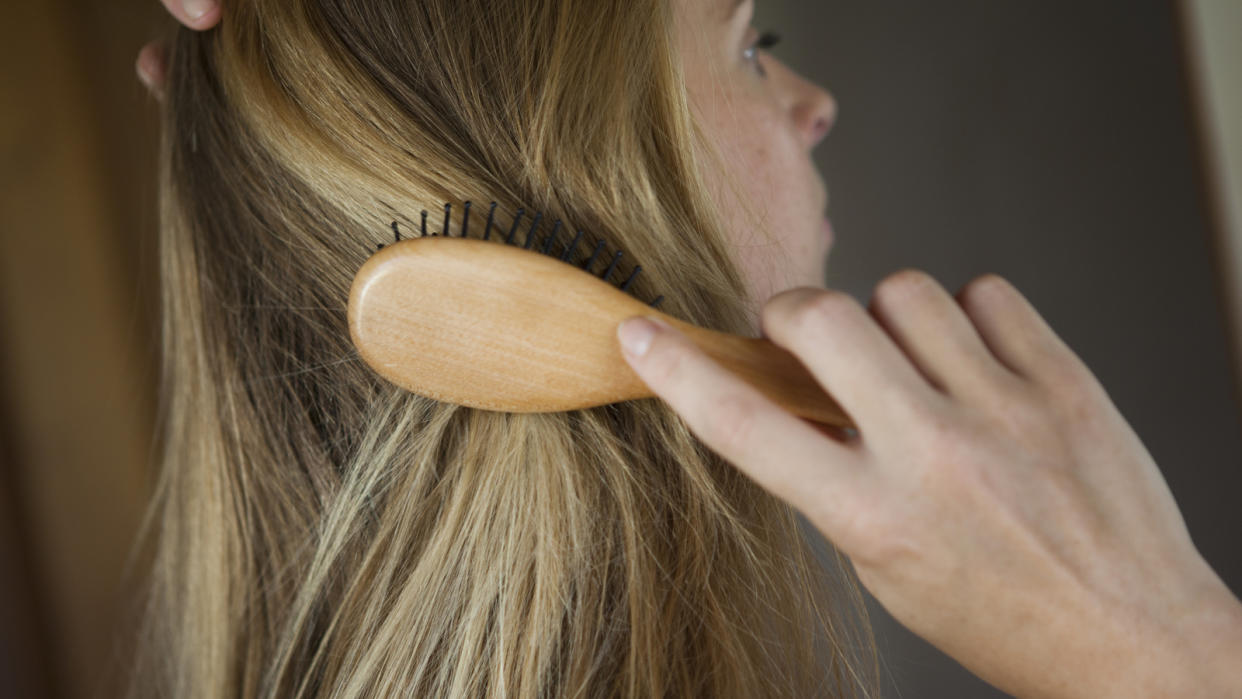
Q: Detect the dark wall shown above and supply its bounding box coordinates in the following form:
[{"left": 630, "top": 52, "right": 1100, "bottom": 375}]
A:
[{"left": 755, "top": 1, "right": 1242, "bottom": 696}]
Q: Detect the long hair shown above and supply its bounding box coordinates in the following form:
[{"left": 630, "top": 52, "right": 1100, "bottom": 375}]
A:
[{"left": 132, "top": 0, "right": 880, "bottom": 695}]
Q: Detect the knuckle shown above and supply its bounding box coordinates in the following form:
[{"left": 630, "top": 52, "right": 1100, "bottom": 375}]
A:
[
  {"left": 875, "top": 268, "right": 936, "bottom": 305},
  {"left": 986, "top": 389, "right": 1056, "bottom": 445},
  {"left": 1027, "top": 339, "right": 1096, "bottom": 397},
  {"left": 959, "top": 273, "right": 1014, "bottom": 306},
  {"left": 994, "top": 387, "right": 1046, "bottom": 429},
  {"left": 760, "top": 286, "right": 839, "bottom": 340},
  {"left": 773, "top": 289, "right": 856, "bottom": 336},
  {"left": 704, "top": 392, "right": 761, "bottom": 457},
  {"left": 1039, "top": 360, "right": 1105, "bottom": 423},
  {"left": 1041, "top": 348, "right": 1089, "bottom": 384},
  {"left": 969, "top": 366, "right": 1035, "bottom": 412}
]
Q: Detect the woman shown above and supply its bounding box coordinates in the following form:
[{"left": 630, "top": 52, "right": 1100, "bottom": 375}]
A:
[
  {"left": 133, "top": 0, "right": 878, "bottom": 696},
  {"left": 139, "top": 1, "right": 1242, "bottom": 697}
]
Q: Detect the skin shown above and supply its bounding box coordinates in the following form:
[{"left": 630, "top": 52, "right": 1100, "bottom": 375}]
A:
[
  {"left": 675, "top": 0, "right": 836, "bottom": 305},
  {"left": 141, "top": 1, "right": 1242, "bottom": 696}
]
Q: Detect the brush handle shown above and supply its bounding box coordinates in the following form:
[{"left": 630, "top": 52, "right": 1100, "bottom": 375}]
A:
[
  {"left": 349, "top": 236, "right": 855, "bottom": 428},
  {"left": 647, "top": 317, "right": 856, "bottom": 430}
]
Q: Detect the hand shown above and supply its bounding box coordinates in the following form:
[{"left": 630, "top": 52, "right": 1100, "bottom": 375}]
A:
[
  {"left": 617, "top": 270, "right": 1242, "bottom": 698},
  {"left": 135, "top": 0, "right": 222, "bottom": 99}
]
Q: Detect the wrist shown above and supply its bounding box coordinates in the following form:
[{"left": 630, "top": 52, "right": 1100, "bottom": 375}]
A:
[
  {"left": 1088, "top": 578, "right": 1242, "bottom": 699},
  {"left": 1183, "top": 588, "right": 1242, "bottom": 697},
  {"left": 1130, "top": 581, "right": 1242, "bottom": 699}
]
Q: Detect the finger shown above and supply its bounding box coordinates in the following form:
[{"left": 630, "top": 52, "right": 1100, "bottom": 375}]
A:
[
  {"left": 806, "top": 420, "right": 860, "bottom": 444},
  {"left": 161, "top": 0, "right": 222, "bottom": 30},
  {"left": 954, "top": 274, "right": 1087, "bottom": 384},
  {"left": 761, "top": 287, "right": 944, "bottom": 431},
  {"left": 135, "top": 41, "right": 169, "bottom": 101},
  {"left": 867, "top": 269, "right": 1023, "bottom": 401},
  {"left": 617, "top": 316, "right": 868, "bottom": 533}
]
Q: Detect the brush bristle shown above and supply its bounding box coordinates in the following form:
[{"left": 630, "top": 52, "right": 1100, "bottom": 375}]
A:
[{"left": 377, "top": 202, "right": 664, "bottom": 309}]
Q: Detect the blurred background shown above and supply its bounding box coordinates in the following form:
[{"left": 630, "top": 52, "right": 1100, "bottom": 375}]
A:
[
  {"left": 758, "top": 0, "right": 1242, "bottom": 696},
  {"left": 1, "top": 1, "right": 1238, "bottom": 697},
  {"left": 2, "top": 2, "right": 164, "bottom": 698}
]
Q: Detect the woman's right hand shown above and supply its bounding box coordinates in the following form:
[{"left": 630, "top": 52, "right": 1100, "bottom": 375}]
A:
[
  {"left": 135, "top": 0, "right": 222, "bottom": 99},
  {"left": 618, "top": 272, "right": 1242, "bottom": 698}
]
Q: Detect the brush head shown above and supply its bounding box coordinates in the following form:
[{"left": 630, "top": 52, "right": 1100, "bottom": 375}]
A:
[
  {"left": 349, "top": 203, "right": 854, "bottom": 427},
  {"left": 348, "top": 236, "right": 665, "bottom": 412}
]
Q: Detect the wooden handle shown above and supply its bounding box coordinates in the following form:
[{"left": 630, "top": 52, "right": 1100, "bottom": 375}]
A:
[{"left": 656, "top": 317, "right": 856, "bottom": 429}]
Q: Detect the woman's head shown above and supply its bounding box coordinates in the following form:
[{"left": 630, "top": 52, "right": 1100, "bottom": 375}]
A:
[
  {"left": 135, "top": 0, "right": 876, "bottom": 696},
  {"left": 677, "top": 0, "right": 838, "bottom": 304}
]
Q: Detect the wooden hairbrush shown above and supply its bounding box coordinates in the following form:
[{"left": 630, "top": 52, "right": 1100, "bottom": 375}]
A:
[{"left": 347, "top": 203, "right": 855, "bottom": 429}]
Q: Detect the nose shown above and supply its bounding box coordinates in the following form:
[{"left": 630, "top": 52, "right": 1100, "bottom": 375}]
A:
[{"left": 792, "top": 77, "right": 836, "bottom": 150}]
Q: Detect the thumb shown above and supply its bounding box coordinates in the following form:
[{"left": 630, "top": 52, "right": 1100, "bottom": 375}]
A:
[{"left": 617, "top": 316, "right": 869, "bottom": 537}]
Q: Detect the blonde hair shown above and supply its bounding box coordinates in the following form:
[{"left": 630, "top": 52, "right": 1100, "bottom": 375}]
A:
[{"left": 132, "top": 0, "right": 880, "bottom": 695}]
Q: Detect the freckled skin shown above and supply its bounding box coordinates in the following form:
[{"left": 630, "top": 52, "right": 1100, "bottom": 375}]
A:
[{"left": 675, "top": 0, "right": 838, "bottom": 308}]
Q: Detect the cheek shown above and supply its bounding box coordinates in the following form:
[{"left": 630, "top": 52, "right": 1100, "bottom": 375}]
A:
[
  {"left": 708, "top": 106, "right": 782, "bottom": 206},
  {"left": 695, "top": 97, "right": 785, "bottom": 244},
  {"left": 701, "top": 106, "right": 820, "bottom": 300},
  {"left": 706, "top": 123, "right": 780, "bottom": 297},
  {"left": 686, "top": 72, "right": 824, "bottom": 304}
]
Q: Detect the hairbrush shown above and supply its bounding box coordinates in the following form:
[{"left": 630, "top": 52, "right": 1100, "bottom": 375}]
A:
[{"left": 348, "top": 202, "right": 855, "bottom": 429}]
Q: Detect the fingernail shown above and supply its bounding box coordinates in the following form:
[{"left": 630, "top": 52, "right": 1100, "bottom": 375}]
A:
[
  {"left": 183, "top": 0, "right": 214, "bottom": 20},
  {"left": 618, "top": 317, "right": 659, "bottom": 358}
]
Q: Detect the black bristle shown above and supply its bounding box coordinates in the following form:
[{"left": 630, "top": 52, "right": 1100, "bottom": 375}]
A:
[
  {"left": 374, "top": 202, "right": 667, "bottom": 307},
  {"left": 540, "top": 232, "right": 557, "bottom": 254},
  {"left": 522, "top": 212, "right": 543, "bottom": 250},
  {"left": 582, "top": 240, "right": 605, "bottom": 272},
  {"left": 601, "top": 251, "right": 623, "bottom": 282},
  {"left": 483, "top": 202, "right": 497, "bottom": 241},
  {"left": 541, "top": 220, "right": 563, "bottom": 254},
  {"left": 560, "top": 230, "right": 584, "bottom": 262},
  {"left": 619, "top": 265, "right": 642, "bottom": 292},
  {"left": 505, "top": 209, "right": 525, "bottom": 245}
]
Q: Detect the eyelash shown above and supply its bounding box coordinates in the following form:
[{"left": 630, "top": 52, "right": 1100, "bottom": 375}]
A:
[{"left": 743, "top": 31, "right": 782, "bottom": 77}]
